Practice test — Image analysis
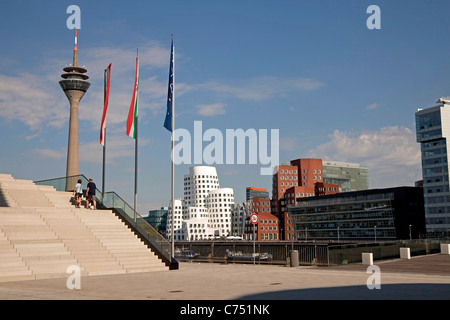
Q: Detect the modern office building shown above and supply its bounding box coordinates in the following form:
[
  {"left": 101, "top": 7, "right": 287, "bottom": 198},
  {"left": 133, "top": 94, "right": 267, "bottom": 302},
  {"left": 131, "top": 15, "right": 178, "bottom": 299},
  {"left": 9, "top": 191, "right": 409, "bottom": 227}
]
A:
[
  {"left": 289, "top": 187, "right": 426, "bottom": 241},
  {"left": 416, "top": 97, "right": 450, "bottom": 237},
  {"left": 322, "top": 160, "right": 369, "bottom": 192},
  {"left": 246, "top": 187, "right": 269, "bottom": 201},
  {"left": 166, "top": 166, "right": 235, "bottom": 241},
  {"left": 146, "top": 207, "right": 168, "bottom": 234}
]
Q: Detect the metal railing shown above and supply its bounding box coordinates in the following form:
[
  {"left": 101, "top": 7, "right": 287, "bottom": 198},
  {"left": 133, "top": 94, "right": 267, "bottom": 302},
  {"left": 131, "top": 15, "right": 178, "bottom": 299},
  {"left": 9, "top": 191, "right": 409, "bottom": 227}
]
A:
[
  {"left": 173, "top": 239, "right": 450, "bottom": 266},
  {"left": 174, "top": 241, "right": 330, "bottom": 266},
  {"left": 34, "top": 174, "right": 177, "bottom": 269}
]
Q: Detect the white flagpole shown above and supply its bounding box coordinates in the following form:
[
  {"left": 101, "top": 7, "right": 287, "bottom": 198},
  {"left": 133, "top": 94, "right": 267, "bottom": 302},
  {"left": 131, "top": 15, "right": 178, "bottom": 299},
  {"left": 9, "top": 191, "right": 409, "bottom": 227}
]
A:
[
  {"left": 171, "top": 36, "right": 175, "bottom": 258},
  {"left": 134, "top": 50, "right": 139, "bottom": 222}
]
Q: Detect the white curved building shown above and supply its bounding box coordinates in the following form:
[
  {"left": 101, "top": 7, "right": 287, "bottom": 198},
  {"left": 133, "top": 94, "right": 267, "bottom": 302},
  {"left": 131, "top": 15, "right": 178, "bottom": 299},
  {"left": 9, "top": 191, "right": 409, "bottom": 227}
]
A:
[
  {"left": 166, "top": 199, "right": 183, "bottom": 242},
  {"left": 206, "top": 188, "right": 234, "bottom": 238},
  {"left": 167, "top": 166, "right": 235, "bottom": 241}
]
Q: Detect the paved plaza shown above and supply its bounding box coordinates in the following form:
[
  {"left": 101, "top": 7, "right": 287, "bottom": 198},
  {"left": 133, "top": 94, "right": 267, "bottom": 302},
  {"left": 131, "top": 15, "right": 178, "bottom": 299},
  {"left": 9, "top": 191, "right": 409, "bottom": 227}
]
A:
[{"left": 0, "top": 254, "right": 449, "bottom": 300}]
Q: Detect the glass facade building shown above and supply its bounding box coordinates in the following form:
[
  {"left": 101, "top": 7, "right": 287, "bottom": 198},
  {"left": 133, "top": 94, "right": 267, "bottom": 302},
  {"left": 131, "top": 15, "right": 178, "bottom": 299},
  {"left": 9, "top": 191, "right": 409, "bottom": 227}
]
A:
[
  {"left": 416, "top": 99, "right": 450, "bottom": 236},
  {"left": 290, "top": 187, "right": 425, "bottom": 240},
  {"left": 322, "top": 160, "right": 369, "bottom": 192},
  {"left": 246, "top": 187, "right": 269, "bottom": 201},
  {"left": 145, "top": 207, "right": 168, "bottom": 234}
]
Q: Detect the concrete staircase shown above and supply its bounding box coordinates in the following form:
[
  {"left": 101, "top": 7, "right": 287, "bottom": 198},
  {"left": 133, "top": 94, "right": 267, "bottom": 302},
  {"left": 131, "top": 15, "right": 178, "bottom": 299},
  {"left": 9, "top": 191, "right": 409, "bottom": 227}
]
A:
[{"left": 0, "top": 173, "right": 168, "bottom": 282}]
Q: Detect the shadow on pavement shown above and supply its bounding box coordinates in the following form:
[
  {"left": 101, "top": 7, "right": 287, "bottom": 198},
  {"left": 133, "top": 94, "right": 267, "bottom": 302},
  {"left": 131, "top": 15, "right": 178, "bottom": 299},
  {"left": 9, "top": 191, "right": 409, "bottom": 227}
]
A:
[{"left": 237, "top": 283, "right": 450, "bottom": 300}]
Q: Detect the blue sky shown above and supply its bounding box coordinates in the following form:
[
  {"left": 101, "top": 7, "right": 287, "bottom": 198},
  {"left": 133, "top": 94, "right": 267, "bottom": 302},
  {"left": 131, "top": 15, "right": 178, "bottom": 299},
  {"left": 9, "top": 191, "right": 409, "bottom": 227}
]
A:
[{"left": 0, "top": 0, "right": 448, "bottom": 214}]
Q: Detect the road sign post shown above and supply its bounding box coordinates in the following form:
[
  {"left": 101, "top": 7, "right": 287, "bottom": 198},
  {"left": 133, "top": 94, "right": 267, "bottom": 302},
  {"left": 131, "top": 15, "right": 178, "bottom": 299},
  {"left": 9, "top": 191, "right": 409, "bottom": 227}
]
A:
[{"left": 250, "top": 213, "right": 259, "bottom": 265}]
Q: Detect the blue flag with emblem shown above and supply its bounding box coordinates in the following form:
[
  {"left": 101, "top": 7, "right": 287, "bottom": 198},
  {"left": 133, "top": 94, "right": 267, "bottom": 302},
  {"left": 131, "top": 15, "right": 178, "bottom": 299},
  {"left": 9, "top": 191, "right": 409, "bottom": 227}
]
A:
[{"left": 164, "top": 36, "right": 174, "bottom": 132}]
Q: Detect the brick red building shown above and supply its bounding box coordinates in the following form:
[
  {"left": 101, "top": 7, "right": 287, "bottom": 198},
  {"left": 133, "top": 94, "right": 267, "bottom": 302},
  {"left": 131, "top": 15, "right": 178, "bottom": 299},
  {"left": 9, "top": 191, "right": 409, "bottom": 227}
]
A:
[
  {"left": 244, "top": 198, "right": 279, "bottom": 241},
  {"left": 271, "top": 158, "right": 342, "bottom": 240}
]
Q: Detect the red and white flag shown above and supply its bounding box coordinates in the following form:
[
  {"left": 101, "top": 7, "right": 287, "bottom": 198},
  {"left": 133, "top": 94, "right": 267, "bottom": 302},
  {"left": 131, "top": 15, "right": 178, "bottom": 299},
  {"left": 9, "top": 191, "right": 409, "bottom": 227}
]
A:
[
  {"left": 126, "top": 50, "right": 139, "bottom": 139},
  {"left": 100, "top": 63, "right": 112, "bottom": 146}
]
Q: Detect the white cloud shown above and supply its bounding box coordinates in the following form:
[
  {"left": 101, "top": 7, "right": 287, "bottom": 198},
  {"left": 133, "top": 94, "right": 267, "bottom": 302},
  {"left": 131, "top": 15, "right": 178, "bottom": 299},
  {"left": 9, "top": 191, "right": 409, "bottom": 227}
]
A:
[
  {"left": 205, "top": 76, "right": 324, "bottom": 101},
  {"left": 0, "top": 42, "right": 175, "bottom": 135},
  {"left": 308, "top": 126, "right": 422, "bottom": 188},
  {"left": 0, "top": 73, "right": 67, "bottom": 130},
  {"left": 196, "top": 103, "right": 226, "bottom": 116},
  {"left": 366, "top": 103, "right": 378, "bottom": 110},
  {"left": 0, "top": 40, "right": 324, "bottom": 137}
]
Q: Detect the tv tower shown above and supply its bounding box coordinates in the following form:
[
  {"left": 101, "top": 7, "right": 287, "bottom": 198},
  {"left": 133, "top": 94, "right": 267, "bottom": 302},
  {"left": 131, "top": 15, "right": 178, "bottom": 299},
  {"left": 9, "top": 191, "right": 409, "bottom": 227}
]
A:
[{"left": 59, "top": 30, "right": 90, "bottom": 189}]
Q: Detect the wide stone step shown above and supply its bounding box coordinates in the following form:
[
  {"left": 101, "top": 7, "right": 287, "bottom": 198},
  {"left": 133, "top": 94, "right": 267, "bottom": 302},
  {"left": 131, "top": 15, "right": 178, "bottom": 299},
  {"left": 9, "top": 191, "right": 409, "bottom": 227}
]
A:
[
  {"left": 125, "top": 265, "right": 168, "bottom": 273},
  {"left": 0, "top": 173, "right": 168, "bottom": 281},
  {"left": 74, "top": 254, "right": 116, "bottom": 262},
  {"left": 0, "top": 174, "right": 14, "bottom": 181},
  {"left": 14, "top": 243, "right": 66, "bottom": 250},
  {"left": 0, "top": 274, "right": 36, "bottom": 282},
  {"left": 0, "top": 255, "right": 25, "bottom": 263},
  {"left": 27, "top": 258, "right": 78, "bottom": 266},
  {"left": 0, "top": 264, "right": 28, "bottom": 272},
  {"left": 114, "top": 254, "right": 160, "bottom": 261},
  {"left": 120, "top": 259, "right": 162, "bottom": 267},
  {"left": 5, "top": 190, "right": 53, "bottom": 208}
]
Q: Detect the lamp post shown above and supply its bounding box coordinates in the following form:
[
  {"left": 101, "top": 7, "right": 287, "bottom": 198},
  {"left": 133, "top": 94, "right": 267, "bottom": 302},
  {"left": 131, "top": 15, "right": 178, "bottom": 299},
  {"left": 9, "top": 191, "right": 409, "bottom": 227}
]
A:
[
  {"left": 409, "top": 224, "right": 412, "bottom": 241},
  {"left": 374, "top": 225, "right": 377, "bottom": 242}
]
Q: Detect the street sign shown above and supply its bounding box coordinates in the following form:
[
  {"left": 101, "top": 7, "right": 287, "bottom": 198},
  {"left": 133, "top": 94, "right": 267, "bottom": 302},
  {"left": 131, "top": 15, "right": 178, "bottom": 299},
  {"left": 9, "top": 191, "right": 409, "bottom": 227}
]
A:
[{"left": 250, "top": 213, "right": 259, "bottom": 224}]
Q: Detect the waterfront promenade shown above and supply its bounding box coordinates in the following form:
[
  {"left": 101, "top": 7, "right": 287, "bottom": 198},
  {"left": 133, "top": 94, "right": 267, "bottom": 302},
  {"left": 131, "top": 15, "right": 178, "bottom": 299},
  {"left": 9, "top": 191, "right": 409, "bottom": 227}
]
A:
[{"left": 0, "top": 253, "right": 449, "bottom": 300}]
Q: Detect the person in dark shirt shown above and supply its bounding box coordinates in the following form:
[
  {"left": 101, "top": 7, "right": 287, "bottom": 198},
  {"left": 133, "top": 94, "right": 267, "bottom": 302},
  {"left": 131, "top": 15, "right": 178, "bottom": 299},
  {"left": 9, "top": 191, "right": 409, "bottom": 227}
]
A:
[{"left": 86, "top": 178, "right": 97, "bottom": 210}]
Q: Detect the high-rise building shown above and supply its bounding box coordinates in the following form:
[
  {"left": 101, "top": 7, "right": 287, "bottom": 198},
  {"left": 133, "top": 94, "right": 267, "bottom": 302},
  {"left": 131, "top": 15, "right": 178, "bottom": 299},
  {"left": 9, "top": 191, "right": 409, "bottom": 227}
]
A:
[
  {"left": 415, "top": 97, "right": 450, "bottom": 237},
  {"left": 59, "top": 30, "right": 90, "bottom": 190}
]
